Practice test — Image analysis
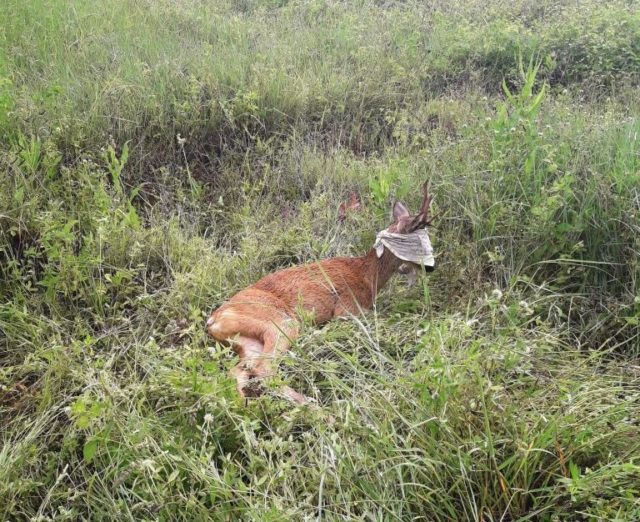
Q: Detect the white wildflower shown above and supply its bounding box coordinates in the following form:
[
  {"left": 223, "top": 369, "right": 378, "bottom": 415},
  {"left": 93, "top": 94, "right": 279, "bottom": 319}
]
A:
[
  {"left": 139, "top": 459, "right": 157, "bottom": 474},
  {"left": 519, "top": 300, "right": 534, "bottom": 316}
]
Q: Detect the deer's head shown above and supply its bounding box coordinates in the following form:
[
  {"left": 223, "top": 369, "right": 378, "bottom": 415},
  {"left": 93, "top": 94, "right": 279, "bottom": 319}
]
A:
[
  {"left": 387, "top": 182, "right": 433, "bottom": 233},
  {"left": 376, "top": 183, "right": 435, "bottom": 272}
]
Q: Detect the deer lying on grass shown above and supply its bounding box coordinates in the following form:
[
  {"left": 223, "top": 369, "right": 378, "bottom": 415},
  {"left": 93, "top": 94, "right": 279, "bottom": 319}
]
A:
[{"left": 206, "top": 185, "right": 435, "bottom": 404}]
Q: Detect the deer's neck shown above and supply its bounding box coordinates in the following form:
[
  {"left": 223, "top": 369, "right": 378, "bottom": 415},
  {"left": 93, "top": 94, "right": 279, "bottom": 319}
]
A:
[{"left": 362, "top": 247, "right": 402, "bottom": 298}]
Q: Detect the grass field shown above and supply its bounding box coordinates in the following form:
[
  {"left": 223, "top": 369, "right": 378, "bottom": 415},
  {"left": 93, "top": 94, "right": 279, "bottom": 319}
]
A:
[{"left": 1, "top": 0, "right": 639, "bottom": 520}]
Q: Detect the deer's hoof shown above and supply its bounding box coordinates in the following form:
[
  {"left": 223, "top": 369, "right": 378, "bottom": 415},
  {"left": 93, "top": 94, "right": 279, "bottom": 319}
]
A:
[{"left": 238, "top": 377, "right": 265, "bottom": 398}]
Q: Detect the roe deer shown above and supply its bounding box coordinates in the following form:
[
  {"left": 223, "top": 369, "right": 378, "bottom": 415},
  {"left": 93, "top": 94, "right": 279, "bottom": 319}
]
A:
[{"left": 206, "top": 184, "right": 435, "bottom": 404}]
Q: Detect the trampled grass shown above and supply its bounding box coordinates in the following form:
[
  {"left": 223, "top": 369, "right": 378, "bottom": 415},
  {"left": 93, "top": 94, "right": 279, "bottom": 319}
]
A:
[{"left": 1, "top": 0, "right": 639, "bottom": 520}]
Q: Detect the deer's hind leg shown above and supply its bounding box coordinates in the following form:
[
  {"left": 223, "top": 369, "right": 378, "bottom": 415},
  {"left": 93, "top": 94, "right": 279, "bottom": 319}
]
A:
[
  {"left": 207, "top": 308, "right": 268, "bottom": 397},
  {"left": 229, "top": 336, "right": 265, "bottom": 397},
  {"left": 249, "top": 320, "right": 311, "bottom": 405},
  {"left": 233, "top": 327, "right": 308, "bottom": 404},
  {"left": 208, "top": 309, "right": 307, "bottom": 403}
]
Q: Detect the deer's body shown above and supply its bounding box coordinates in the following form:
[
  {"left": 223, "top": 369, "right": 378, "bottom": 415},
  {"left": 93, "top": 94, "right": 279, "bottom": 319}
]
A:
[
  {"left": 207, "top": 187, "right": 434, "bottom": 404},
  {"left": 211, "top": 248, "right": 401, "bottom": 329}
]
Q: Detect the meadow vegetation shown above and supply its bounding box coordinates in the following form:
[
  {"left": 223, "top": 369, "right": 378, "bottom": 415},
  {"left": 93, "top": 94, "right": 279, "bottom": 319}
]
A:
[{"left": 1, "top": 0, "right": 639, "bottom": 520}]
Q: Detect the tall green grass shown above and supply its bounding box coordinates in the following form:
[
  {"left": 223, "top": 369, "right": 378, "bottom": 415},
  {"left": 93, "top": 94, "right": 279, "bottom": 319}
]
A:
[
  {"left": 2, "top": 0, "right": 640, "bottom": 154},
  {"left": 1, "top": 0, "right": 639, "bottom": 520}
]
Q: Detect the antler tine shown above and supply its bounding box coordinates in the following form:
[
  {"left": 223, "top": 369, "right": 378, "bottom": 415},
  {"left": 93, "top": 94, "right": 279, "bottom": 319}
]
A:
[
  {"left": 409, "top": 181, "right": 433, "bottom": 229},
  {"left": 420, "top": 181, "right": 432, "bottom": 216}
]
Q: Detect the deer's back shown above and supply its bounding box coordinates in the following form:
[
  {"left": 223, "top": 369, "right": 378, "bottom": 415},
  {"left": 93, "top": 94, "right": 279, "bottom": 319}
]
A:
[{"left": 221, "top": 256, "right": 373, "bottom": 325}]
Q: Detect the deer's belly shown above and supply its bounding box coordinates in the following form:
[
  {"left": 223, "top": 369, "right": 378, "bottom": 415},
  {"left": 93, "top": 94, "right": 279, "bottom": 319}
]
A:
[{"left": 299, "top": 291, "right": 372, "bottom": 324}]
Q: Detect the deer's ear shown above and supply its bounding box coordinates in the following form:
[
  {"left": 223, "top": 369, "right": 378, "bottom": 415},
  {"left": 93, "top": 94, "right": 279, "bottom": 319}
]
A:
[{"left": 392, "top": 201, "right": 410, "bottom": 221}]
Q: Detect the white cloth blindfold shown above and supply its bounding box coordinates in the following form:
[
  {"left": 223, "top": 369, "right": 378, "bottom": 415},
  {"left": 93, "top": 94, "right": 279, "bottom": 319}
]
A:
[{"left": 373, "top": 229, "right": 435, "bottom": 267}]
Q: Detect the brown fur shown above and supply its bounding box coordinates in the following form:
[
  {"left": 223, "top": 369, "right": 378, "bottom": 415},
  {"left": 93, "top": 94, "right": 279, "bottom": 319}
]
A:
[{"left": 206, "top": 188, "right": 433, "bottom": 404}]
